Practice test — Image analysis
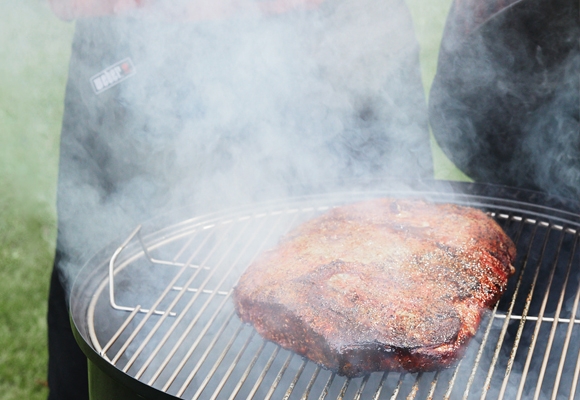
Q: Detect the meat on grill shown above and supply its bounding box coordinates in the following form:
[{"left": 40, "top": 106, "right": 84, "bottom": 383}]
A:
[{"left": 233, "top": 198, "right": 516, "bottom": 377}]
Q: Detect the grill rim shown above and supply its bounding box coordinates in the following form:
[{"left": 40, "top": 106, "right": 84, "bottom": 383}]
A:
[
  {"left": 69, "top": 180, "right": 580, "bottom": 400},
  {"left": 70, "top": 263, "right": 175, "bottom": 399}
]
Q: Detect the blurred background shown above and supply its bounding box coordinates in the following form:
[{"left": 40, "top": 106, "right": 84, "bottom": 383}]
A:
[
  {"left": 1, "top": 1, "right": 72, "bottom": 399},
  {"left": 0, "top": 0, "right": 464, "bottom": 398}
]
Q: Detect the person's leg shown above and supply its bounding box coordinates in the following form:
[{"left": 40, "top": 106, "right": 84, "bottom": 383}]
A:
[{"left": 47, "top": 251, "right": 89, "bottom": 400}]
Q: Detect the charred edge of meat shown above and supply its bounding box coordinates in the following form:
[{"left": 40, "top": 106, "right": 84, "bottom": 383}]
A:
[
  {"left": 233, "top": 199, "right": 517, "bottom": 377},
  {"left": 235, "top": 294, "right": 484, "bottom": 378}
]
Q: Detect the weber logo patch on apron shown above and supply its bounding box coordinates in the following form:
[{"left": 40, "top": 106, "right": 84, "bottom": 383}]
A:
[{"left": 90, "top": 58, "right": 136, "bottom": 94}]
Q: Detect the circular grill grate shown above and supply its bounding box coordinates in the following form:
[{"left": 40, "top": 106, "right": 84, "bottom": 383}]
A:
[{"left": 73, "top": 188, "right": 580, "bottom": 399}]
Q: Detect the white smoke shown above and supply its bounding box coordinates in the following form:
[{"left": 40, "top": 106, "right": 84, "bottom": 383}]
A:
[{"left": 58, "top": 0, "right": 432, "bottom": 292}]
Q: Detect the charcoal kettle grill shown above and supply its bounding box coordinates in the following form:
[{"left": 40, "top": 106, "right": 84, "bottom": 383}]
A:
[{"left": 69, "top": 181, "right": 580, "bottom": 399}]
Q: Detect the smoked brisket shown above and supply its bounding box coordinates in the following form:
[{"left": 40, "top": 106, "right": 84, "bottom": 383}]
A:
[{"left": 233, "top": 198, "right": 516, "bottom": 377}]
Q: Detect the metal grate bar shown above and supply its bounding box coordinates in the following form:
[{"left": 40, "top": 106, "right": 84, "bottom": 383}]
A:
[
  {"left": 122, "top": 220, "right": 235, "bottom": 374},
  {"left": 516, "top": 226, "right": 567, "bottom": 400},
  {"left": 170, "top": 287, "right": 229, "bottom": 296},
  {"left": 336, "top": 377, "right": 351, "bottom": 400},
  {"left": 300, "top": 365, "right": 322, "bottom": 400},
  {"left": 536, "top": 234, "right": 579, "bottom": 399},
  {"left": 494, "top": 314, "right": 580, "bottom": 324},
  {"left": 226, "top": 339, "right": 268, "bottom": 400},
  {"left": 497, "top": 221, "right": 547, "bottom": 399},
  {"left": 145, "top": 289, "right": 233, "bottom": 385},
  {"left": 163, "top": 309, "right": 237, "bottom": 393},
  {"left": 571, "top": 341, "right": 580, "bottom": 399},
  {"left": 208, "top": 330, "right": 258, "bottom": 400},
  {"left": 181, "top": 209, "right": 304, "bottom": 398},
  {"left": 107, "top": 227, "right": 214, "bottom": 364},
  {"left": 137, "top": 227, "right": 207, "bottom": 270},
  {"left": 317, "top": 372, "right": 336, "bottom": 400},
  {"left": 426, "top": 371, "right": 441, "bottom": 400},
  {"left": 352, "top": 373, "right": 371, "bottom": 400},
  {"left": 112, "top": 264, "right": 190, "bottom": 365},
  {"left": 443, "top": 359, "right": 462, "bottom": 400},
  {"left": 407, "top": 373, "right": 424, "bottom": 399},
  {"left": 122, "top": 267, "right": 204, "bottom": 372},
  {"left": 99, "top": 305, "right": 141, "bottom": 358},
  {"left": 186, "top": 322, "right": 247, "bottom": 399},
  {"left": 463, "top": 301, "right": 501, "bottom": 399},
  {"left": 123, "top": 213, "right": 259, "bottom": 380},
  {"left": 554, "top": 242, "right": 580, "bottom": 399},
  {"left": 282, "top": 358, "right": 308, "bottom": 400},
  {"left": 108, "top": 226, "right": 141, "bottom": 313},
  {"left": 137, "top": 218, "right": 250, "bottom": 380},
  {"left": 87, "top": 230, "right": 202, "bottom": 356},
  {"left": 244, "top": 346, "right": 282, "bottom": 399},
  {"left": 264, "top": 352, "right": 295, "bottom": 400},
  {"left": 109, "top": 227, "right": 202, "bottom": 315},
  {"left": 477, "top": 215, "right": 527, "bottom": 400},
  {"left": 389, "top": 373, "right": 405, "bottom": 400},
  {"left": 371, "top": 372, "right": 388, "bottom": 400}
]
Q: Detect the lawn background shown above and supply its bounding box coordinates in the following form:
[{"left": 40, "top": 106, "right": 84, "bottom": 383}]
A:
[
  {"left": 1, "top": 1, "right": 73, "bottom": 399},
  {"left": 0, "top": 1, "right": 466, "bottom": 399}
]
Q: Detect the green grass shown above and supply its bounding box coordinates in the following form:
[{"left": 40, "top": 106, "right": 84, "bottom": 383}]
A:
[
  {"left": 0, "top": 1, "right": 73, "bottom": 399},
  {"left": 406, "top": 0, "right": 472, "bottom": 182},
  {"left": 0, "top": 203, "right": 54, "bottom": 400},
  {"left": 0, "top": 2, "right": 467, "bottom": 399}
]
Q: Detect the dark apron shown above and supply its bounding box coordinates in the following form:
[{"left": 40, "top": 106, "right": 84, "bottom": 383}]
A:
[
  {"left": 429, "top": 0, "right": 580, "bottom": 199},
  {"left": 49, "top": 2, "right": 432, "bottom": 398},
  {"left": 55, "top": 0, "right": 432, "bottom": 283}
]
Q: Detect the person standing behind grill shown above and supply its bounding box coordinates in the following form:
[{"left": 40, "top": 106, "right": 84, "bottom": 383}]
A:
[
  {"left": 46, "top": 0, "right": 433, "bottom": 398},
  {"left": 429, "top": 0, "right": 579, "bottom": 199}
]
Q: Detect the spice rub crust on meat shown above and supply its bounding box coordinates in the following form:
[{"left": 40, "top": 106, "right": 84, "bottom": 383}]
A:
[{"left": 233, "top": 198, "right": 516, "bottom": 377}]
